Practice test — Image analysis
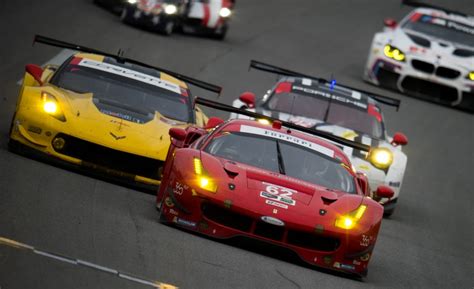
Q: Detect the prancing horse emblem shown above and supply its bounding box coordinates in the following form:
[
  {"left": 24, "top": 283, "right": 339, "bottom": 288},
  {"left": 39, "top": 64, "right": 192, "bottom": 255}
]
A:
[{"left": 110, "top": 132, "right": 126, "bottom": 140}]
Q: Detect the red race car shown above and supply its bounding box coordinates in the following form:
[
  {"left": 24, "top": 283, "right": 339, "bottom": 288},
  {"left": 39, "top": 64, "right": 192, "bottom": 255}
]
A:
[{"left": 156, "top": 98, "right": 394, "bottom": 277}]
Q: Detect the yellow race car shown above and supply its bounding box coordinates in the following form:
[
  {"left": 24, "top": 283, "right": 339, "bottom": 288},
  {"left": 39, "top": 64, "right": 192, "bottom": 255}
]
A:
[{"left": 9, "top": 35, "right": 221, "bottom": 189}]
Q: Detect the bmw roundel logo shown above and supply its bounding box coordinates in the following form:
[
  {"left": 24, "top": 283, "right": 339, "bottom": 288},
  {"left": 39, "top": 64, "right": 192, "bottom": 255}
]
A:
[{"left": 261, "top": 216, "right": 285, "bottom": 226}]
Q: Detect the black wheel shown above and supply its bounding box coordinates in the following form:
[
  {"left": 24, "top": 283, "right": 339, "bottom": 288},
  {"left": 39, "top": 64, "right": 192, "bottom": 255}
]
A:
[
  {"left": 213, "top": 24, "right": 228, "bottom": 40},
  {"left": 161, "top": 21, "right": 175, "bottom": 36},
  {"left": 120, "top": 8, "right": 131, "bottom": 23},
  {"left": 383, "top": 207, "right": 396, "bottom": 218}
]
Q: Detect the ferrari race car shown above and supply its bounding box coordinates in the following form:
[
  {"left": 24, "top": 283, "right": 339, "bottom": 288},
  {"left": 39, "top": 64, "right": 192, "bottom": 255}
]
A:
[
  {"left": 364, "top": 0, "right": 474, "bottom": 113},
  {"left": 232, "top": 61, "right": 408, "bottom": 216},
  {"left": 9, "top": 35, "right": 221, "bottom": 188},
  {"left": 157, "top": 97, "right": 394, "bottom": 277},
  {"left": 121, "top": 0, "right": 234, "bottom": 38}
]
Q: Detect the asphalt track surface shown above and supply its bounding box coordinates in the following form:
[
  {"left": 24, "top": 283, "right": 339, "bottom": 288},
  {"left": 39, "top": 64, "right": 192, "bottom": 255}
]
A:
[{"left": 0, "top": 0, "right": 473, "bottom": 288}]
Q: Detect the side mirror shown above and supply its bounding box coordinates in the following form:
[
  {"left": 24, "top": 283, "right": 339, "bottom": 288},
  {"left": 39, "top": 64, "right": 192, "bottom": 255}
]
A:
[
  {"left": 356, "top": 172, "right": 370, "bottom": 196},
  {"left": 205, "top": 117, "right": 224, "bottom": 129},
  {"left": 239, "top": 92, "right": 256, "bottom": 108},
  {"left": 25, "top": 64, "right": 44, "bottom": 85},
  {"left": 376, "top": 185, "right": 394, "bottom": 199},
  {"left": 391, "top": 132, "right": 408, "bottom": 146},
  {"left": 384, "top": 18, "right": 397, "bottom": 29},
  {"left": 169, "top": 128, "right": 186, "bottom": 142}
]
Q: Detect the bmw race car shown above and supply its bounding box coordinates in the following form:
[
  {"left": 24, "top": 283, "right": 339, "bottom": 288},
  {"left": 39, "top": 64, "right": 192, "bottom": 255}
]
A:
[
  {"left": 157, "top": 97, "right": 394, "bottom": 277},
  {"left": 232, "top": 61, "right": 408, "bottom": 216},
  {"left": 9, "top": 35, "right": 221, "bottom": 189},
  {"left": 364, "top": 0, "right": 474, "bottom": 113},
  {"left": 121, "top": 0, "right": 234, "bottom": 38}
]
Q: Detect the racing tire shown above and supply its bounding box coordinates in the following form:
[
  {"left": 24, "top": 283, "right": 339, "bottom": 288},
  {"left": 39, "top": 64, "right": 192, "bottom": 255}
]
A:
[
  {"left": 160, "top": 21, "right": 175, "bottom": 36},
  {"left": 383, "top": 207, "right": 396, "bottom": 218},
  {"left": 212, "top": 24, "right": 228, "bottom": 40},
  {"left": 120, "top": 8, "right": 132, "bottom": 24}
]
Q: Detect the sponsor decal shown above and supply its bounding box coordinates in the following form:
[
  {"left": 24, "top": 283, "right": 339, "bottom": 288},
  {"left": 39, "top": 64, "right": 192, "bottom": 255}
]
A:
[
  {"left": 389, "top": 181, "right": 401, "bottom": 188},
  {"left": 265, "top": 199, "right": 289, "bottom": 209},
  {"left": 360, "top": 235, "right": 370, "bottom": 247},
  {"left": 101, "top": 109, "right": 142, "bottom": 123},
  {"left": 173, "top": 182, "right": 185, "bottom": 196},
  {"left": 174, "top": 217, "right": 197, "bottom": 228},
  {"left": 169, "top": 208, "right": 179, "bottom": 216},
  {"left": 78, "top": 59, "right": 181, "bottom": 94},
  {"left": 340, "top": 263, "right": 355, "bottom": 270},
  {"left": 272, "top": 209, "right": 278, "bottom": 214},
  {"left": 292, "top": 85, "right": 368, "bottom": 110},
  {"left": 260, "top": 183, "right": 296, "bottom": 206},
  {"left": 240, "top": 125, "right": 335, "bottom": 158},
  {"left": 261, "top": 216, "right": 285, "bottom": 226},
  {"left": 224, "top": 200, "right": 232, "bottom": 208}
]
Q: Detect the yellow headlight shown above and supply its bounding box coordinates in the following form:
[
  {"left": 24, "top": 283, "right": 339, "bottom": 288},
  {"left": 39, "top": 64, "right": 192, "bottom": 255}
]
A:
[
  {"left": 468, "top": 72, "right": 474, "bottom": 81},
  {"left": 335, "top": 205, "right": 367, "bottom": 230},
  {"left": 384, "top": 45, "right": 405, "bottom": 62},
  {"left": 43, "top": 101, "right": 57, "bottom": 114},
  {"left": 194, "top": 158, "right": 203, "bottom": 175},
  {"left": 257, "top": 118, "right": 271, "bottom": 125},
  {"left": 194, "top": 158, "right": 217, "bottom": 192},
  {"left": 368, "top": 147, "right": 393, "bottom": 170}
]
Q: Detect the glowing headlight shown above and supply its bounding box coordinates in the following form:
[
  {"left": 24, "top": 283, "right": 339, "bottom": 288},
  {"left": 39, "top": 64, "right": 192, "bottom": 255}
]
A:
[
  {"left": 335, "top": 205, "right": 367, "bottom": 230},
  {"left": 384, "top": 44, "right": 406, "bottom": 62},
  {"left": 164, "top": 4, "right": 177, "bottom": 15},
  {"left": 41, "top": 92, "right": 66, "bottom": 121},
  {"left": 368, "top": 147, "right": 393, "bottom": 170},
  {"left": 193, "top": 158, "right": 217, "bottom": 192},
  {"left": 468, "top": 72, "right": 474, "bottom": 81},
  {"left": 127, "top": 0, "right": 137, "bottom": 4},
  {"left": 257, "top": 118, "right": 271, "bottom": 125},
  {"left": 219, "top": 7, "right": 232, "bottom": 18}
]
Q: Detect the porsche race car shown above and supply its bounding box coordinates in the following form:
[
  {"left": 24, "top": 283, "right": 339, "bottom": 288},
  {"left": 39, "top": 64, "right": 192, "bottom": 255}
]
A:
[
  {"left": 157, "top": 97, "right": 394, "bottom": 277},
  {"left": 9, "top": 35, "right": 221, "bottom": 189},
  {"left": 232, "top": 61, "right": 408, "bottom": 216},
  {"left": 121, "top": 0, "right": 234, "bottom": 39},
  {"left": 364, "top": 0, "right": 474, "bottom": 112}
]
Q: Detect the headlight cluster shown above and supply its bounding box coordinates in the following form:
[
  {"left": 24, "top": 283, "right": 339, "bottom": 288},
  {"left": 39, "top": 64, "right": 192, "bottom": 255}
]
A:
[
  {"left": 467, "top": 72, "right": 474, "bottom": 81},
  {"left": 164, "top": 4, "right": 177, "bottom": 15},
  {"left": 335, "top": 205, "right": 367, "bottom": 230},
  {"left": 384, "top": 44, "right": 406, "bottom": 62},
  {"left": 368, "top": 147, "right": 393, "bottom": 170},
  {"left": 193, "top": 158, "right": 217, "bottom": 192},
  {"left": 127, "top": 0, "right": 137, "bottom": 4},
  {"left": 219, "top": 7, "right": 232, "bottom": 18},
  {"left": 41, "top": 92, "right": 66, "bottom": 122}
]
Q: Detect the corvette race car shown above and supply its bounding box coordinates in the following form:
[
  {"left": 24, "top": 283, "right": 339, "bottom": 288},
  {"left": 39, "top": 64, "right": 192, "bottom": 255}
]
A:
[
  {"left": 157, "top": 97, "right": 394, "bottom": 277},
  {"left": 9, "top": 35, "right": 221, "bottom": 188},
  {"left": 364, "top": 0, "right": 474, "bottom": 112},
  {"left": 232, "top": 61, "right": 408, "bottom": 216},
  {"left": 121, "top": 0, "right": 234, "bottom": 38}
]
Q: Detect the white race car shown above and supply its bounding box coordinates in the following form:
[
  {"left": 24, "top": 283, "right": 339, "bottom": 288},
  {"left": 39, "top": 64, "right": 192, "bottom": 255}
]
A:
[
  {"left": 232, "top": 61, "right": 408, "bottom": 216},
  {"left": 364, "top": 0, "right": 474, "bottom": 113}
]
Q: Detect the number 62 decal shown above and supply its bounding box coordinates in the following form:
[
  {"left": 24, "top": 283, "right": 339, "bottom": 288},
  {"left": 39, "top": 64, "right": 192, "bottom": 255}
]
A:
[{"left": 260, "top": 183, "right": 296, "bottom": 206}]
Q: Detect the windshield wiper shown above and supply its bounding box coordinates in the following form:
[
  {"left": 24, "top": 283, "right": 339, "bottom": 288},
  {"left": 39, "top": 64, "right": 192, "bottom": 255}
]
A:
[{"left": 276, "top": 140, "right": 286, "bottom": 175}]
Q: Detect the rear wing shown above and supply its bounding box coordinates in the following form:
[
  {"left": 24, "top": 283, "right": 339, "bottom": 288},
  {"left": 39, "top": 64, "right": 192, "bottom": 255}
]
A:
[
  {"left": 195, "top": 97, "right": 371, "bottom": 152},
  {"left": 250, "top": 60, "right": 401, "bottom": 110},
  {"left": 402, "top": 0, "right": 469, "bottom": 18},
  {"left": 33, "top": 35, "right": 222, "bottom": 94}
]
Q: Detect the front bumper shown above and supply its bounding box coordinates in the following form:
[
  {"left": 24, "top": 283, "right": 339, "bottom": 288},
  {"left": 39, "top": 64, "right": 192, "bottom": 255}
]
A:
[
  {"left": 159, "top": 185, "right": 379, "bottom": 277},
  {"left": 366, "top": 56, "right": 474, "bottom": 113},
  {"left": 10, "top": 115, "right": 162, "bottom": 189}
]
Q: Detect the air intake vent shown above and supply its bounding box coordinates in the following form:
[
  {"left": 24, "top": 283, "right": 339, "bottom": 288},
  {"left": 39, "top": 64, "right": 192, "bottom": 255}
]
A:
[
  {"left": 453, "top": 49, "right": 474, "bottom": 58},
  {"left": 406, "top": 33, "right": 431, "bottom": 48}
]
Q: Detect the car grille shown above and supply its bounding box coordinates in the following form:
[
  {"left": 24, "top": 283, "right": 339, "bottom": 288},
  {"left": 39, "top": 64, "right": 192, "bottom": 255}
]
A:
[
  {"left": 201, "top": 202, "right": 340, "bottom": 252},
  {"left": 53, "top": 133, "right": 163, "bottom": 180},
  {"left": 411, "top": 60, "right": 461, "bottom": 79},
  {"left": 401, "top": 77, "right": 458, "bottom": 104}
]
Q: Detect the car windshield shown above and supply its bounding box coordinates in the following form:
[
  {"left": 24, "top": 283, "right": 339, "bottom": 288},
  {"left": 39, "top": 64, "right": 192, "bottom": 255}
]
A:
[
  {"left": 51, "top": 59, "right": 192, "bottom": 123},
  {"left": 403, "top": 14, "right": 474, "bottom": 47},
  {"left": 265, "top": 92, "right": 383, "bottom": 138},
  {"left": 204, "top": 132, "right": 356, "bottom": 193}
]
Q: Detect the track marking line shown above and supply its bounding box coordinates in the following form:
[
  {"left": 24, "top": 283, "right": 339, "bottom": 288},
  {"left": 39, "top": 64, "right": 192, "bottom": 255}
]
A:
[{"left": 0, "top": 236, "right": 178, "bottom": 289}]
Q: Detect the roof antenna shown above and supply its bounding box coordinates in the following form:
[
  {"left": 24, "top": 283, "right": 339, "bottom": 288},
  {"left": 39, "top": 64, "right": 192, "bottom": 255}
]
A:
[{"left": 323, "top": 74, "right": 336, "bottom": 122}]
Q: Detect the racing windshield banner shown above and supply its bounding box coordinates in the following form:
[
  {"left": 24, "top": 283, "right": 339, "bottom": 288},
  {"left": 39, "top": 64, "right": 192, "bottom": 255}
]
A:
[
  {"left": 414, "top": 14, "right": 474, "bottom": 36},
  {"left": 77, "top": 58, "right": 182, "bottom": 94},
  {"left": 240, "top": 125, "right": 335, "bottom": 158},
  {"left": 291, "top": 79, "right": 369, "bottom": 111}
]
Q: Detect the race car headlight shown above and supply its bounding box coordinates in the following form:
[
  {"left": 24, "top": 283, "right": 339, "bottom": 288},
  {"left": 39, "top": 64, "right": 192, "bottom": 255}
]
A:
[
  {"left": 257, "top": 118, "right": 271, "bottom": 125},
  {"left": 384, "top": 44, "right": 406, "bottom": 62},
  {"left": 193, "top": 158, "right": 217, "bottom": 192},
  {"left": 41, "top": 92, "right": 66, "bottom": 122},
  {"left": 335, "top": 205, "right": 367, "bottom": 230},
  {"left": 368, "top": 147, "right": 393, "bottom": 170},
  {"left": 127, "top": 0, "right": 137, "bottom": 4},
  {"left": 219, "top": 7, "right": 232, "bottom": 18},
  {"left": 468, "top": 72, "right": 474, "bottom": 81},
  {"left": 164, "top": 4, "right": 177, "bottom": 15}
]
